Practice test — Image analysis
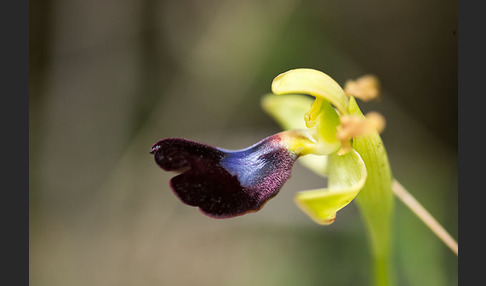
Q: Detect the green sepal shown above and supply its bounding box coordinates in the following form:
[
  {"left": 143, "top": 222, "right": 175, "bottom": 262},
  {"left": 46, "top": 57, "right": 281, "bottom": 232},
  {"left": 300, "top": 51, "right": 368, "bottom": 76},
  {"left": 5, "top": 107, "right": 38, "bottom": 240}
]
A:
[
  {"left": 261, "top": 93, "right": 312, "bottom": 130},
  {"left": 348, "top": 96, "right": 394, "bottom": 286},
  {"left": 271, "top": 68, "right": 349, "bottom": 115},
  {"left": 294, "top": 149, "right": 367, "bottom": 225}
]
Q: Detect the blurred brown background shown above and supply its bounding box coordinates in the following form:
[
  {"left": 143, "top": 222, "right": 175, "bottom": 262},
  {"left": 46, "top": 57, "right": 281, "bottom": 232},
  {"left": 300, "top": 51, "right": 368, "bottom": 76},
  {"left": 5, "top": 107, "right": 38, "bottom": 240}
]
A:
[{"left": 30, "top": 0, "right": 457, "bottom": 285}]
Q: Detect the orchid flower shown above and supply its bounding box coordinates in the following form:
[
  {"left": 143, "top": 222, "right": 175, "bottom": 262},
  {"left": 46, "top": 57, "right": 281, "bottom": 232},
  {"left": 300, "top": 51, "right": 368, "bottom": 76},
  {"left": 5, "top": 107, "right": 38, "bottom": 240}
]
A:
[
  {"left": 150, "top": 130, "right": 317, "bottom": 218},
  {"left": 263, "top": 68, "right": 394, "bottom": 286},
  {"left": 151, "top": 68, "right": 394, "bottom": 285},
  {"left": 150, "top": 68, "right": 459, "bottom": 286}
]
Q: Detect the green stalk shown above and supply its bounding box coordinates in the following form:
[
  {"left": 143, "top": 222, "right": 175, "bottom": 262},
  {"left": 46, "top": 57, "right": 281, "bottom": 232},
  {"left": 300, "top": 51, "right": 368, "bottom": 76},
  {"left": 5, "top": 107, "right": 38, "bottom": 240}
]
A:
[{"left": 350, "top": 97, "right": 394, "bottom": 286}]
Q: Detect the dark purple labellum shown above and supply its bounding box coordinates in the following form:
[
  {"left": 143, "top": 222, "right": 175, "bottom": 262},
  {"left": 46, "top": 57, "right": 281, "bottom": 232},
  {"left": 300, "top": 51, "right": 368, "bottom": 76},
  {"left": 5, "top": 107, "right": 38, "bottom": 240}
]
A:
[{"left": 150, "top": 135, "right": 299, "bottom": 218}]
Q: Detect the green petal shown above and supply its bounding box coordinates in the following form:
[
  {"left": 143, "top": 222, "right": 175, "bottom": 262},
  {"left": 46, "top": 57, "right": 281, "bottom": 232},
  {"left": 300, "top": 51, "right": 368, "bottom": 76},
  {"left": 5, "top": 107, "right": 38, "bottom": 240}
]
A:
[
  {"left": 271, "top": 68, "right": 349, "bottom": 115},
  {"left": 261, "top": 93, "right": 312, "bottom": 130},
  {"left": 314, "top": 99, "right": 341, "bottom": 150},
  {"left": 294, "top": 150, "right": 367, "bottom": 225},
  {"left": 261, "top": 92, "right": 341, "bottom": 156}
]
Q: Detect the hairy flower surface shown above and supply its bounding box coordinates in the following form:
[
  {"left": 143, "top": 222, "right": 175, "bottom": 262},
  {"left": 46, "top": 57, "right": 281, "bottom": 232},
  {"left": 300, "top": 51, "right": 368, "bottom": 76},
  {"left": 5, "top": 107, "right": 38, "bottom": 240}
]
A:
[{"left": 150, "top": 130, "right": 316, "bottom": 218}]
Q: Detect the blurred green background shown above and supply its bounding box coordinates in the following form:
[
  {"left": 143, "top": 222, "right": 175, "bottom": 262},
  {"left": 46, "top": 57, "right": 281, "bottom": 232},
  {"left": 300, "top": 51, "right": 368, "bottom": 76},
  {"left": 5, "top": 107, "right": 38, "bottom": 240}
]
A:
[{"left": 29, "top": 0, "right": 457, "bottom": 285}]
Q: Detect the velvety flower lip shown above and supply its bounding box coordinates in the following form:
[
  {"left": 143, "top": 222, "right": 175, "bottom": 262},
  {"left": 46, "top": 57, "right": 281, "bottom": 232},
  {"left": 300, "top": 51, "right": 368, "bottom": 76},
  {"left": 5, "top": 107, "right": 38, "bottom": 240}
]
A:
[{"left": 150, "top": 133, "right": 300, "bottom": 218}]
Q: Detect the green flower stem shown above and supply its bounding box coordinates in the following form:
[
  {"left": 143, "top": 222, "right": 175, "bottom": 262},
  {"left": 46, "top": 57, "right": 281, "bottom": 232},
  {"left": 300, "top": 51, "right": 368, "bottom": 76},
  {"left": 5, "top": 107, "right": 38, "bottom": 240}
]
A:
[{"left": 350, "top": 97, "right": 394, "bottom": 286}]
